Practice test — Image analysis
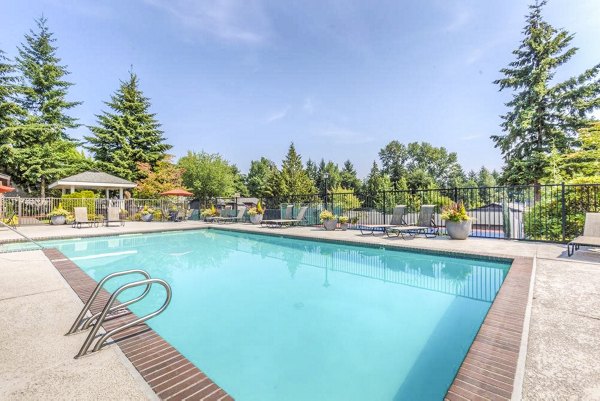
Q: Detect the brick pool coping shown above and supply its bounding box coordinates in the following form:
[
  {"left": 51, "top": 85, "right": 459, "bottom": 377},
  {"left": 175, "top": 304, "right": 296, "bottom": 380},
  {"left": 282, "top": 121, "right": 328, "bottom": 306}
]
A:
[
  {"left": 40, "top": 227, "right": 534, "bottom": 401},
  {"left": 43, "top": 248, "right": 233, "bottom": 401}
]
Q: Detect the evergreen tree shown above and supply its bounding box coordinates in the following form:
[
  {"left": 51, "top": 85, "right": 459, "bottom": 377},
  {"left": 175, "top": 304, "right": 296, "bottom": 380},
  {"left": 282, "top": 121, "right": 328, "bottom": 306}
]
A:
[
  {"left": 340, "top": 160, "right": 361, "bottom": 191},
  {"left": 246, "top": 157, "right": 277, "bottom": 197},
  {"left": 0, "top": 49, "right": 25, "bottom": 173},
  {"left": 85, "top": 71, "right": 171, "bottom": 181},
  {"left": 12, "top": 17, "right": 84, "bottom": 195},
  {"left": 555, "top": 121, "right": 600, "bottom": 182},
  {"left": 493, "top": 0, "right": 600, "bottom": 186},
  {"left": 278, "top": 143, "right": 316, "bottom": 195},
  {"left": 316, "top": 160, "right": 341, "bottom": 196},
  {"left": 363, "top": 161, "right": 392, "bottom": 210},
  {"left": 305, "top": 159, "right": 318, "bottom": 184}
]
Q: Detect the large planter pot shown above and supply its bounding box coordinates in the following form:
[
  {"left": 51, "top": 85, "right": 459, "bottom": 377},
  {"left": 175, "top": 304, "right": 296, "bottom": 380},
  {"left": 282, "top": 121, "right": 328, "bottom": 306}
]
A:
[
  {"left": 340, "top": 223, "right": 348, "bottom": 231},
  {"left": 141, "top": 213, "right": 154, "bottom": 222},
  {"left": 50, "top": 215, "right": 66, "bottom": 225},
  {"left": 445, "top": 220, "right": 472, "bottom": 240},
  {"left": 323, "top": 220, "right": 337, "bottom": 231},
  {"left": 250, "top": 214, "right": 263, "bottom": 224}
]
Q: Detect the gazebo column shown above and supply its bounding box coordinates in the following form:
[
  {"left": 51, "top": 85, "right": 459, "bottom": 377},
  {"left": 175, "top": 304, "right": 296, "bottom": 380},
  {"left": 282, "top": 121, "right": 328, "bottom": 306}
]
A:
[
  {"left": 119, "top": 188, "right": 123, "bottom": 199},
  {"left": 105, "top": 189, "right": 110, "bottom": 199},
  {"left": 61, "top": 188, "right": 65, "bottom": 196},
  {"left": 70, "top": 186, "right": 75, "bottom": 194}
]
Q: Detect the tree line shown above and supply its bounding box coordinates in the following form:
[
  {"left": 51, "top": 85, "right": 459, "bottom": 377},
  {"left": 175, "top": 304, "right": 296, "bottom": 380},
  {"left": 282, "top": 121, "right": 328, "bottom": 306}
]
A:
[{"left": 0, "top": 1, "right": 598, "bottom": 201}]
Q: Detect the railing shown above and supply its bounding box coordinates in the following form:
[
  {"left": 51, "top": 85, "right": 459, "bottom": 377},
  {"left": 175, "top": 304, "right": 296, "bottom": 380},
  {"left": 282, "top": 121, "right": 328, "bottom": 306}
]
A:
[
  {"left": 208, "top": 183, "right": 600, "bottom": 242},
  {"left": 3, "top": 183, "right": 599, "bottom": 242}
]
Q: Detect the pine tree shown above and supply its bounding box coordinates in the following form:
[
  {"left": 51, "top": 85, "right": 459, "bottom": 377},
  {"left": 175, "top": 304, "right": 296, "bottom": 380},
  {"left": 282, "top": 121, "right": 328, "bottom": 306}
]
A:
[
  {"left": 557, "top": 121, "right": 600, "bottom": 182},
  {"left": 0, "top": 49, "right": 25, "bottom": 173},
  {"left": 363, "top": 161, "right": 392, "bottom": 210},
  {"left": 305, "top": 159, "right": 318, "bottom": 184},
  {"left": 12, "top": 17, "right": 83, "bottom": 196},
  {"left": 340, "top": 160, "right": 361, "bottom": 191},
  {"left": 493, "top": 0, "right": 600, "bottom": 186},
  {"left": 85, "top": 71, "right": 171, "bottom": 181},
  {"left": 278, "top": 143, "right": 316, "bottom": 195}
]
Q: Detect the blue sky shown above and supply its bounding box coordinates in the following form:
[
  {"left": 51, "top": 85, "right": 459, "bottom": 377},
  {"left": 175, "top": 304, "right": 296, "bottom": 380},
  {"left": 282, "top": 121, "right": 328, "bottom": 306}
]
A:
[{"left": 1, "top": 0, "right": 599, "bottom": 177}]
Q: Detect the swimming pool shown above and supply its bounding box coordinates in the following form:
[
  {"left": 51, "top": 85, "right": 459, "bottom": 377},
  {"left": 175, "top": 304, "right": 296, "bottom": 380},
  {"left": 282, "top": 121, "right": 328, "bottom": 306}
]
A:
[{"left": 41, "top": 229, "right": 510, "bottom": 400}]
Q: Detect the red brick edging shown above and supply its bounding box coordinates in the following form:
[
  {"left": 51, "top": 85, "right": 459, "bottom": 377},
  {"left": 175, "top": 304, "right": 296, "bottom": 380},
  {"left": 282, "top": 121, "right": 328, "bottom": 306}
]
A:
[
  {"left": 43, "top": 248, "right": 233, "bottom": 401},
  {"left": 445, "top": 256, "right": 533, "bottom": 401}
]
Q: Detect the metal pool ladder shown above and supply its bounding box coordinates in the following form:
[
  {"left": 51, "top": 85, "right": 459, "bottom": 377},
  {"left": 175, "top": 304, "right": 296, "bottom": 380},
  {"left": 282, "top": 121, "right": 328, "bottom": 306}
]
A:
[{"left": 67, "top": 269, "right": 172, "bottom": 359}]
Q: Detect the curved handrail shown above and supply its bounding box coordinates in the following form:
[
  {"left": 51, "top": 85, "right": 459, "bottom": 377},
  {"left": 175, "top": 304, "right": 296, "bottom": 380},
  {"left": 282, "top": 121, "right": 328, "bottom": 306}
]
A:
[
  {"left": 75, "top": 278, "right": 172, "bottom": 358},
  {"left": 66, "top": 269, "right": 151, "bottom": 335}
]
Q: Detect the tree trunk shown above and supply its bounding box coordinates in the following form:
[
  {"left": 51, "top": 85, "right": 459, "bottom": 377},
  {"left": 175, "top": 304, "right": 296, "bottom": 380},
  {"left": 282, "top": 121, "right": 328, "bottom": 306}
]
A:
[{"left": 40, "top": 176, "right": 45, "bottom": 198}]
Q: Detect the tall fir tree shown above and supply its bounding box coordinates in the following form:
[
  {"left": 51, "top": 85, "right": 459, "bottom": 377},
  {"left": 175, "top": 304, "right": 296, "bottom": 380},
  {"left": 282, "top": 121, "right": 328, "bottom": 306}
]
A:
[
  {"left": 340, "top": 159, "right": 361, "bottom": 191},
  {"left": 0, "top": 49, "right": 25, "bottom": 173},
  {"left": 13, "top": 17, "right": 84, "bottom": 196},
  {"left": 85, "top": 71, "right": 172, "bottom": 181},
  {"left": 493, "top": 0, "right": 600, "bottom": 186},
  {"left": 278, "top": 143, "right": 316, "bottom": 195}
]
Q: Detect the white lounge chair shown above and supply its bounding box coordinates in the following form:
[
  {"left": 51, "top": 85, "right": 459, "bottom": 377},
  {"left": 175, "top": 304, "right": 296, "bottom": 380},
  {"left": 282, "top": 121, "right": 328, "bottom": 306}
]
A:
[
  {"left": 105, "top": 207, "right": 124, "bottom": 227},
  {"left": 211, "top": 206, "right": 247, "bottom": 224},
  {"left": 386, "top": 204, "right": 438, "bottom": 238},
  {"left": 72, "top": 207, "right": 99, "bottom": 229},
  {"left": 568, "top": 212, "right": 600, "bottom": 257},
  {"left": 262, "top": 206, "right": 308, "bottom": 228},
  {"left": 358, "top": 205, "right": 407, "bottom": 235}
]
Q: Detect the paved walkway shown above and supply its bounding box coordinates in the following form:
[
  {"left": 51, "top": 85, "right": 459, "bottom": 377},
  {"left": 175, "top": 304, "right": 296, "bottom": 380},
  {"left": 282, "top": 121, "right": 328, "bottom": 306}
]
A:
[
  {"left": 0, "top": 250, "right": 158, "bottom": 401},
  {"left": 1, "top": 222, "right": 599, "bottom": 400}
]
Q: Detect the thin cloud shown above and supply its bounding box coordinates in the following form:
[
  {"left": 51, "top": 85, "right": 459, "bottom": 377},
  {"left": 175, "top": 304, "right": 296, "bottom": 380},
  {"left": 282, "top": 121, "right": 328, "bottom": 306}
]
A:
[
  {"left": 315, "top": 125, "right": 374, "bottom": 145},
  {"left": 444, "top": 7, "right": 471, "bottom": 32},
  {"left": 265, "top": 106, "right": 290, "bottom": 123},
  {"left": 460, "top": 134, "right": 484, "bottom": 141},
  {"left": 143, "top": 0, "right": 270, "bottom": 44}
]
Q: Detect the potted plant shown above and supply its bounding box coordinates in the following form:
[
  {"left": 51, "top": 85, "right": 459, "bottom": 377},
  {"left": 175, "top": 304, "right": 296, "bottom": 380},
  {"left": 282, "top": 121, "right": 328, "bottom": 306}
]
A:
[
  {"left": 48, "top": 203, "right": 70, "bottom": 225},
  {"left": 338, "top": 215, "right": 349, "bottom": 231},
  {"left": 441, "top": 201, "right": 472, "bottom": 240},
  {"left": 248, "top": 201, "right": 264, "bottom": 224},
  {"left": 320, "top": 210, "right": 337, "bottom": 231},
  {"left": 119, "top": 209, "right": 129, "bottom": 220},
  {"left": 201, "top": 205, "right": 220, "bottom": 221},
  {"left": 349, "top": 216, "right": 360, "bottom": 228},
  {"left": 140, "top": 205, "right": 155, "bottom": 222}
]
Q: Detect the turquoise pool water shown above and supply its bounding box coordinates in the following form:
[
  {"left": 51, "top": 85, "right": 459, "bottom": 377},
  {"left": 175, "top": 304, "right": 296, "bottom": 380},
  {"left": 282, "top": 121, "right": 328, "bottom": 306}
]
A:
[{"left": 39, "top": 229, "right": 509, "bottom": 400}]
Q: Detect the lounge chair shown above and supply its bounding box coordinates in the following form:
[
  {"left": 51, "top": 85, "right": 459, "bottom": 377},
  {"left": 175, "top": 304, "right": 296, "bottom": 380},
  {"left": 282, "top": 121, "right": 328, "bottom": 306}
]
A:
[
  {"left": 105, "top": 207, "right": 124, "bottom": 227},
  {"left": 72, "top": 207, "right": 99, "bottom": 228},
  {"left": 210, "top": 206, "right": 247, "bottom": 224},
  {"left": 385, "top": 204, "right": 438, "bottom": 238},
  {"left": 568, "top": 212, "right": 600, "bottom": 257},
  {"left": 262, "top": 205, "right": 308, "bottom": 228},
  {"left": 358, "top": 205, "right": 407, "bottom": 235}
]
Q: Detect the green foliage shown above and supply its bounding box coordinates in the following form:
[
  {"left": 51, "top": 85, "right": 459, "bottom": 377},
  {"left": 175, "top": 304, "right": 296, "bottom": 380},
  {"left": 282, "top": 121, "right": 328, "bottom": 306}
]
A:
[
  {"left": 248, "top": 201, "right": 264, "bottom": 216},
  {"left": 493, "top": 1, "right": 600, "bottom": 185},
  {"left": 48, "top": 202, "right": 70, "bottom": 217},
  {"left": 85, "top": 71, "right": 171, "bottom": 182},
  {"left": 61, "top": 190, "right": 97, "bottom": 215},
  {"left": 230, "top": 164, "right": 249, "bottom": 196},
  {"left": 178, "top": 151, "right": 237, "bottom": 199},
  {"left": 441, "top": 201, "right": 470, "bottom": 222},
  {"left": 8, "top": 17, "right": 85, "bottom": 196},
  {"left": 557, "top": 122, "right": 600, "bottom": 183},
  {"left": 201, "top": 205, "right": 219, "bottom": 217},
  {"left": 0, "top": 49, "right": 26, "bottom": 173},
  {"left": 378, "top": 141, "right": 465, "bottom": 188},
  {"left": 331, "top": 185, "right": 362, "bottom": 211},
  {"left": 277, "top": 143, "right": 316, "bottom": 195},
  {"left": 319, "top": 210, "right": 335, "bottom": 221},
  {"left": 362, "top": 161, "right": 393, "bottom": 211},
  {"left": 340, "top": 160, "right": 361, "bottom": 192},
  {"left": 338, "top": 215, "right": 349, "bottom": 224}
]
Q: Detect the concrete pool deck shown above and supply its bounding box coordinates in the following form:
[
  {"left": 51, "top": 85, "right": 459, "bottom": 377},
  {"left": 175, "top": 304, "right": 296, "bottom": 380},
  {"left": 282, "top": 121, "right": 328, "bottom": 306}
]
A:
[{"left": 1, "top": 222, "right": 599, "bottom": 400}]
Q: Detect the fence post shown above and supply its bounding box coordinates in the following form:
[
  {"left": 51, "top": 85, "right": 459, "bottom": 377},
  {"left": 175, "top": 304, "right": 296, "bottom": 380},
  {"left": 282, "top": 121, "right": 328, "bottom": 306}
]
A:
[
  {"left": 383, "top": 190, "right": 386, "bottom": 224},
  {"left": 561, "top": 182, "right": 566, "bottom": 242},
  {"left": 17, "top": 196, "right": 22, "bottom": 222}
]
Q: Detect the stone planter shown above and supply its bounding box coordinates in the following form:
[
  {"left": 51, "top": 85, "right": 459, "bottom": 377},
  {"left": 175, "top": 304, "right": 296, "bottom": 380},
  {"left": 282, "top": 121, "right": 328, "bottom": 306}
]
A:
[
  {"left": 141, "top": 213, "right": 154, "bottom": 222},
  {"left": 445, "top": 220, "right": 472, "bottom": 240},
  {"left": 340, "top": 223, "right": 348, "bottom": 231},
  {"left": 250, "top": 214, "right": 263, "bottom": 224},
  {"left": 50, "top": 215, "right": 66, "bottom": 225},
  {"left": 323, "top": 220, "right": 337, "bottom": 231}
]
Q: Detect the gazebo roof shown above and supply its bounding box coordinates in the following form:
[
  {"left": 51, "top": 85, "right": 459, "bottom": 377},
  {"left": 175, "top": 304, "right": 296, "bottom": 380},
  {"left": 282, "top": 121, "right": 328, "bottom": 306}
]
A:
[{"left": 48, "top": 171, "right": 137, "bottom": 190}]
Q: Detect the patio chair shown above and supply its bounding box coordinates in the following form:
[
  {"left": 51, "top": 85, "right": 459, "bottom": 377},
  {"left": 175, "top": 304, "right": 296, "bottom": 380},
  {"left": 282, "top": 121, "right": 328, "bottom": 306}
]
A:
[
  {"left": 385, "top": 204, "right": 438, "bottom": 239},
  {"left": 211, "top": 206, "right": 247, "bottom": 224},
  {"left": 262, "top": 206, "right": 308, "bottom": 228},
  {"left": 358, "top": 205, "right": 407, "bottom": 235},
  {"left": 72, "top": 207, "right": 99, "bottom": 229},
  {"left": 105, "top": 207, "right": 124, "bottom": 227},
  {"left": 567, "top": 212, "right": 600, "bottom": 257}
]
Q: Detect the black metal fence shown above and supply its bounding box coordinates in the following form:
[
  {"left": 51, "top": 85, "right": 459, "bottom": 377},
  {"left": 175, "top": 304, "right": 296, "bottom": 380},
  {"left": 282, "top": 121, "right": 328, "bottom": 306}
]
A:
[{"left": 207, "top": 183, "right": 600, "bottom": 243}]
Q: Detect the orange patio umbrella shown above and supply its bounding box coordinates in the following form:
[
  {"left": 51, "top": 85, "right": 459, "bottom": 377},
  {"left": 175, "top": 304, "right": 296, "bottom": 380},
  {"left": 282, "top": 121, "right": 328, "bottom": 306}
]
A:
[
  {"left": 160, "top": 188, "right": 193, "bottom": 197},
  {"left": 0, "top": 185, "right": 15, "bottom": 194}
]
